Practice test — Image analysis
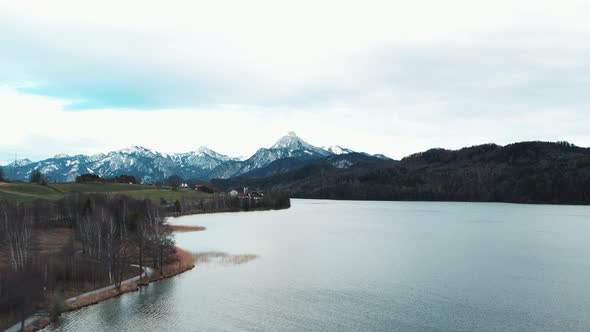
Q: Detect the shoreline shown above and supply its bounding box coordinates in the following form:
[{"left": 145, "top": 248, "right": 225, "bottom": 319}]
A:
[
  {"left": 289, "top": 196, "right": 590, "bottom": 206},
  {"left": 2, "top": 202, "right": 290, "bottom": 332},
  {"left": 169, "top": 205, "right": 291, "bottom": 219},
  {"left": 10, "top": 247, "right": 196, "bottom": 332},
  {"left": 164, "top": 225, "right": 206, "bottom": 232}
]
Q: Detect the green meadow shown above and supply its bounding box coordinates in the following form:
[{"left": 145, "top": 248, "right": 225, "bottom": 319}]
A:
[{"left": 0, "top": 182, "right": 212, "bottom": 203}]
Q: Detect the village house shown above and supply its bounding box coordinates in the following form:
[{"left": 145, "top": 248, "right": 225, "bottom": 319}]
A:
[
  {"left": 249, "top": 191, "right": 264, "bottom": 200},
  {"left": 229, "top": 189, "right": 239, "bottom": 197},
  {"left": 234, "top": 189, "right": 264, "bottom": 200}
]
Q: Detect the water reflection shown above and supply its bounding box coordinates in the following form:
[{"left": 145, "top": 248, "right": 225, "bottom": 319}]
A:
[{"left": 193, "top": 251, "right": 259, "bottom": 265}]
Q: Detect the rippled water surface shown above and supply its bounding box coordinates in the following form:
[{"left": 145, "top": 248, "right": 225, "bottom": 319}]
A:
[{"left": 43, "top": 199, "right": 590, "bottom": 331}]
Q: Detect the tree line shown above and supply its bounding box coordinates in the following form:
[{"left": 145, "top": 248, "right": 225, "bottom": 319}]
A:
[
  {"left": 165, "top": 191, "right": 290, "bottom": 215},
  {"left": 0, "top": 195, "right": 172, "bottom": 330},
  {"left": 75, "top": 173, "right": 140, "bottom": 184},
  {"left": 213, "top": 141, "right": 590, "bottom": 204},
  {"left": 0, "top": 190, "right": 290, "bottom": 330}
]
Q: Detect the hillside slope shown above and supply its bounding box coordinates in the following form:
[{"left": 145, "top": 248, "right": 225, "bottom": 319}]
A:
[{"left": 213, "top": 141, "right": 590, "bottom": 204}]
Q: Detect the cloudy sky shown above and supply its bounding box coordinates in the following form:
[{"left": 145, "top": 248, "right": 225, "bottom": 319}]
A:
[{"left": 1, "top": 0, "right": 589, "bottom": 164}]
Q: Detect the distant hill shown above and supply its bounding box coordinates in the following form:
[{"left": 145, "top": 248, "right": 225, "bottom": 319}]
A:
[
  {"left": 237, "top": 153, "right": 387, "bottom": 179},
  {"left": 212, "top": 141, "right": 590, "bottom": 204}
]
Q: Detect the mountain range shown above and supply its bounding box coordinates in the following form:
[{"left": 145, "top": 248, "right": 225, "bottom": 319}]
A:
[{"left": 1, "top": 132, "right": 391, "bottom": 182}]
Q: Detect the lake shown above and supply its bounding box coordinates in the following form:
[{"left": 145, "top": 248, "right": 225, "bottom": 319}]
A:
[{"left": 43, "top": 199, "right": 590, "bottom": 331}]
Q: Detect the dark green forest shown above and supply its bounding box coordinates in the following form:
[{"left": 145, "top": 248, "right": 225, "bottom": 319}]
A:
[{"left": 213, "top": 141, "right": 590, "bottom": 204}]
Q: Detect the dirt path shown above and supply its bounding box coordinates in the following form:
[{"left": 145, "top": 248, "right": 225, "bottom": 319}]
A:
[{"left": 3, "top": 266, "right": 155, "bottom": 332}]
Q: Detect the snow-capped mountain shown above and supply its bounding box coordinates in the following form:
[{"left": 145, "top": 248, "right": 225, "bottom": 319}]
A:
[
  {"left": 6, "top": 158, "right": 34, "bottom": 167},
  {"left": 322, "top": 145, "right": 355, "bottom": 155},
  {"left": 210, "top": 132, "right": 332, "bottom": 178},
  {"left": 207, "top": 160, "right": 245, "bottom": 179},
  {"left": 272, "top": 132, "right": 331, "bottom": 155},
  {"left": 2, "top": 132, "right": 391, "bottom": 182},
  {"left": 3, "top": 146, "right": 236, "bottom": 183},
  {"left": 247, "top": 132, "right": 331, "bottom": 167},
  {"left": 171, "top": 146, "right": 237, "bottom": 170}
]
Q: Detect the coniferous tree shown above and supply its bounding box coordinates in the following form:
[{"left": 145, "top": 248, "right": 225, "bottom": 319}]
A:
[
  {"left": 30, "top": 169, "right": 42, "bottom": 184},
  {"left": 167, "top": 175, "right": 182, "bottom": 188}
]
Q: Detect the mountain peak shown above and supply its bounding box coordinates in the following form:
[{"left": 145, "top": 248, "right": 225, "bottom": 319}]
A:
[
  {"left": 272, "top": 132, "right": 306, "bottom": 150},
  {"left": 121, "top": 145, "right": 143, "bottom": 152},
  {"left": 115, "top": 146, "right": 159, "bottom": 159},
  {"left": 9, "top": 158, "right": 33, "bottom": 167},
  {"left": 119, "top": 145, "right": 153, "bottom": 154},
  {"left": 197, "top": 146, "right": 215, "bottom": 155}
]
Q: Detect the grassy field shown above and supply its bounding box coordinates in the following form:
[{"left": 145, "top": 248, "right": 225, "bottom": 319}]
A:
[{"left": 0, "top": 182, "right": 213, "bottom": 202}]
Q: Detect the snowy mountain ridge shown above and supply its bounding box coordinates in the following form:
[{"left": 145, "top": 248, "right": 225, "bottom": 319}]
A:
[{"left": 2, "top": 133, "right": 390, "bottom": 182}]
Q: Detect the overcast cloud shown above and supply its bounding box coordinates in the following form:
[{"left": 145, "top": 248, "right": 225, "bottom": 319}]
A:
[{"left": 1, "top": 0, "right": 589, "bottom": 164}]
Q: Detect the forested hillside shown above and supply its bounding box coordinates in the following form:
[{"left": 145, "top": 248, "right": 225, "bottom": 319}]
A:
[{"left": 212, "top": 141, "right": 590, "bottom": 204}]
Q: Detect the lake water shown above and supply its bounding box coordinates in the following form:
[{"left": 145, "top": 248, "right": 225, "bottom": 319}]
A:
[{"left": 43, "top": 199, "right": 590, "bottom": 331}]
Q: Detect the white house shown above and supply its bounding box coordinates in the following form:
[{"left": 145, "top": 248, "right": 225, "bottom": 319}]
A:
[{"left": 229, "top": 189, "right": 239, "bottom": 197}]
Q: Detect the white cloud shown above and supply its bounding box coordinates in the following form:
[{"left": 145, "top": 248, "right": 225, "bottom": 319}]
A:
[
  {"left": 1, "top": 86, "right": 588, "bottom": 165},
  {"left": 0, "top": 0, "right": 589, "bottom": 163}
]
